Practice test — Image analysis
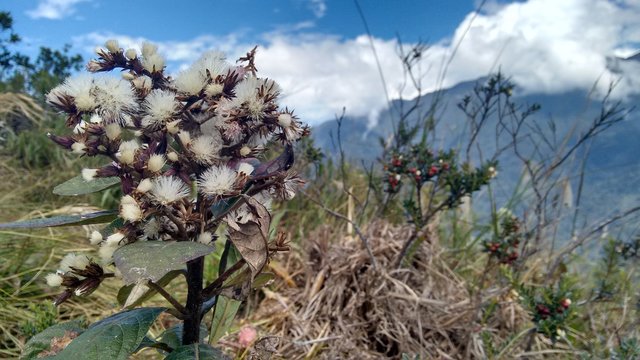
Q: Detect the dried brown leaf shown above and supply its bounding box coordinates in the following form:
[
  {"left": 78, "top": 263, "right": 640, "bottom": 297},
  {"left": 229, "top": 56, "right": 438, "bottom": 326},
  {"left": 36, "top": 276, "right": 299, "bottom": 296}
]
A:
[{"left": 227, "top": 195, "right": 271, "bottom": 277}]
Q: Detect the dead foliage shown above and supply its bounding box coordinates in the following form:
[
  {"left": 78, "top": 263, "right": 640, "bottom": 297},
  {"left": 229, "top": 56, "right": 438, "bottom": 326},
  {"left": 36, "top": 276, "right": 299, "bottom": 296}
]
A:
[{"left": 252, "top": 220, "right": 533, "bottom": 359}]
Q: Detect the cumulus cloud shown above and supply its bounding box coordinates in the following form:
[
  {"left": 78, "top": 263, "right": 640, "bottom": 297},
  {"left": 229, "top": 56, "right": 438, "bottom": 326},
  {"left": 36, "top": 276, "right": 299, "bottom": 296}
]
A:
[
  {"left": 26, "top": 0, "right": 88, "bottom": 20},
  {"left": 434, "top": 0, "right": 640, "bottom": 96},
  {"left": 73, "top": 0, "right": 640, "bottom": 124}
]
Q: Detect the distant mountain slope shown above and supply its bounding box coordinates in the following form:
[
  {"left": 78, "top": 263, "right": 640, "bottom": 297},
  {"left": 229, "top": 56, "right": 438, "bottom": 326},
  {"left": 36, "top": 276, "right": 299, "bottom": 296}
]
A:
[{"left": 310, "top": 77, "right": 640, "bottom": 226}]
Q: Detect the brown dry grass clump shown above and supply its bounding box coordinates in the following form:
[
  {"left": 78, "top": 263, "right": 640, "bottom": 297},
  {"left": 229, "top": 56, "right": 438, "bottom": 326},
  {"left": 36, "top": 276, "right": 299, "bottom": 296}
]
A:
[{"left": 253, "top": 220, "right": 532, "bottom": 359}]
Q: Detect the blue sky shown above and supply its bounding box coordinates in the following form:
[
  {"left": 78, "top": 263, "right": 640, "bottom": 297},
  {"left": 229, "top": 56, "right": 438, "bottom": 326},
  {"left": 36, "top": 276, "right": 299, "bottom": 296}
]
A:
[{"left": 3, "top": 0, "right": 640, "bottom": 124}]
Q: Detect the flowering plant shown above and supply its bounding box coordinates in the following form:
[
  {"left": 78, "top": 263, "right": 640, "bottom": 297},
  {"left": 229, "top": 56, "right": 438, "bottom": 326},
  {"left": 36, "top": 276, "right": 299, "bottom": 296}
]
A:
[{"left": 6, "top": 40, "right": 307, "bottom": 358}]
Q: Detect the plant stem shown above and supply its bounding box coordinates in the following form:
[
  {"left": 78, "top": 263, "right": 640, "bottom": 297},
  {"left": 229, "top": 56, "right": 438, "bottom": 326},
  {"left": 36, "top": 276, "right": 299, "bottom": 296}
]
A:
[
  {"left": 182, "top": 256, "right": 204, "bottom": 345},
  {"left": 147, "top": 280, "right": 186, "bottom": 315}
]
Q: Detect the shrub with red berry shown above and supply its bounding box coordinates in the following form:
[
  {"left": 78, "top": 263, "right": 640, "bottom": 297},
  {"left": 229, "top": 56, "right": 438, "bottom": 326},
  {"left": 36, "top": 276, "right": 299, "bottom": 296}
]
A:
[
  {"left": 382, "top": 144, "right": 496, "bottom": 228},
  {"left": 483, "top": 210, "right": 523, "bottom": 265},
  {"left": 519, "top": 279, "right": 577, "bottom": 343}
]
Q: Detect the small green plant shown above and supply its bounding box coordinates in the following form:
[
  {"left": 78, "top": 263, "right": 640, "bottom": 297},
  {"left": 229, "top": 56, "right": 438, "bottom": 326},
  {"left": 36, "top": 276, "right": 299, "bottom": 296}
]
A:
[
  {"left": 482, "top": 210, "right": 523, "bottom": 265},
  {"left": 20, "top": 302, "right": 57, "bottom": 338},
  {"left": 3, "top": 40, "right": 307, "bottom": 359},
  {"left": 382, "top": 142, "right": 497, "bottom": 267},
  {"left": 519, "top": 278, "right": 576, "bottom": 343}
]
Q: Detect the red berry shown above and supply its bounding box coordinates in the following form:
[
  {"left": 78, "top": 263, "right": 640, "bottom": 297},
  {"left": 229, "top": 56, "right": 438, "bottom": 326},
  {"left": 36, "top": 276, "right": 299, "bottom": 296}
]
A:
[{"left": 428, "top": 165, "right": 438, "bottom": 177}]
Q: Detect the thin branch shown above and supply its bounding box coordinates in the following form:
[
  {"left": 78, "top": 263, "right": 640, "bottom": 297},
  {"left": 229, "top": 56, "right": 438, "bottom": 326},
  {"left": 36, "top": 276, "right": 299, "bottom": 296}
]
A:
[
  {"left": 547, "top": 205, "right": 640, "bottom": 279},
  {"left": 202, "top": 258, "right": 247, "bottom": 300},
  {"left": 147, "top": 280, "right": 187, "bottom": 315}
]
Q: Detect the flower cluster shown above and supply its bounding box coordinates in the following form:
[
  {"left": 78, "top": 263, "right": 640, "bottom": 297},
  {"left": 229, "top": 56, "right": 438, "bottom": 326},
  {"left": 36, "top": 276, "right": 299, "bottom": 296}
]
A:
[
  {"left": 44, "top": 253, "right": 109, "bottom": 305},
  {"left": 483, "top": 209, "right": 522, "bottom": 265},
  {"left": 44, "top": 40, "right": 307, "bottom": 303}
]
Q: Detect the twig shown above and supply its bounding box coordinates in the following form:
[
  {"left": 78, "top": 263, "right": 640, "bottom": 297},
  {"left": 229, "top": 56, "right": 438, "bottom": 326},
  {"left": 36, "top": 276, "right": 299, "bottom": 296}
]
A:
[
  {"left": 147, "top": 280, "right": 186, "bottom": 315},
  {"left": 202, "top": 258, "right": 247, "bottom": 299},
  {"left": 302, "top": 191, "right": 378, "bottom": 270},
  {"left": 547, "top": 205, "right": 640, "bottom": 279}
]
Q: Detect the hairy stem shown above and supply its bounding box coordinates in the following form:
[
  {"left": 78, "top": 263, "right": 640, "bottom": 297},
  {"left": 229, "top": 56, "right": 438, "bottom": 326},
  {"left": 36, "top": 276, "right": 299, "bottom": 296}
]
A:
[{"left": 182, "top": 257, "right": 204, "bottom": 345}]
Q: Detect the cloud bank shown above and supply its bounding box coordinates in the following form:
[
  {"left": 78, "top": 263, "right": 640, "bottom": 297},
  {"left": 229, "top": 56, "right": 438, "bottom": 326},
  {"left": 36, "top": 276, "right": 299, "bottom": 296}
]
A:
[
  {"left": 27, "top": 0, "right": 88, "bottom": 20},
  {"left": 74, "top": 0, "right": 640, "bottom": 125}
]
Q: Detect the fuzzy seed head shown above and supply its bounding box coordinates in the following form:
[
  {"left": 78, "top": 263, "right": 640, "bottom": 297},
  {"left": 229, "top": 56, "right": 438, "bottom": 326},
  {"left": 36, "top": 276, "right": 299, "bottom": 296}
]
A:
[
  {"left": 105, "top": 39, "right": 120, "bottom": 53},
  {"left": 174, "top": 69, "right": 205, "bottom": 95},
  {"left": 121, "top": 72, "right": 135, "bottom": 81},
  {"left": 190, "top": 135, "right": 221, "bottom": 164},
  {"left": 143, "top": 53, "right": 165, "bottom": 73},
  {"left": 198, "top": 165, "right": 238, "bottom": 197},
  {"left": 105, "top": 123, "right": 122, "bottom": 140},
  {"left": 118, "top": 140, "right": 139, "bottom": 164},
  {"left": 141, "top": 42, "right": 158, "bottom": 58},
  {"left": 132, "top": 75, "right": 153, "bottom": 91},
  {"left": 45, "top": 273, "right": 64, "bottom": 287},
  {"left": 143, "top": 89, "right": 178, "bottom": 127},
  {"left": 71, "top": 142, "right": 86, "bottom": 154},
  {"left": 278, "top": 113, "right": 292, "bottom": 128},
  {"left": 60, "top": 253, "right": 90, "bottom": 272},
  {"left": 125, "top": 48, "right": 137, "bottom": 60},
  {"left": 137, "top": 178, "right": 153, "bottom": 193},
  {"left": 93, "top": 77, "right": 138, "bottom": 121},
  {"left": 151, "top": 176, "right": 190, "bottom": 204},
  {"left": 89, "top": 230, "right": 103, "bottom": 245},
  {"left": 82, "top": 168, "right": 98, "bottom": 181},
  {"left": 239, "top": 146, "right": 251, "bottom": 157},
  {"left": 205, "top": 83, "right": 224, "bottom": 97},
  {"left": 89, "top": 114, "right": 103, "bottom": 123},
  {"left": 121, "top": 202, "right": 143, "bottom": 222},
  {"left": 147, "top": 154, "right": 166, "bottom": 172},
  {"left": 167, "top": 151, "right": 179, "bottom": 162},
  {"left": 198, "top": 231, "right": 214, "bottom": 245},
  {"left": 106, "top": 232, "right": 125, "bottom": 246}
]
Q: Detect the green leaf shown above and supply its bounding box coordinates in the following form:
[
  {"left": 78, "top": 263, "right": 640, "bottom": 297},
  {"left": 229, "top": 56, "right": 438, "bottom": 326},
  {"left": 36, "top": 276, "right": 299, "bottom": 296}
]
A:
[
  {"left": 0, "top": 210, "right": 117, "bottom": 229},
  {"left": 117, "top": 270, "right": 183, "bottom": 308},
  {"left": 52, "top": 307, "right": 165, "bottom": 360},
  {"left": 164, "top": 343, "right": 228, "bottom": 360},
  {"left": 22, "top": 320, "right": 84, "bottom": 359},
  {"left": 53, "top": 176, "right": 120, "bottom": 196},
  {"left": 114, "top": 241, "right": 215, "bottom": 285},
  {"left": 156, "top": 324, "right": 208, "bottom": 351},
  {"left": 133, "top": 336, "right": 156, "bottom": 353},
  {"left": 209, "top": 295, "right": 241, "bottom": 344}
]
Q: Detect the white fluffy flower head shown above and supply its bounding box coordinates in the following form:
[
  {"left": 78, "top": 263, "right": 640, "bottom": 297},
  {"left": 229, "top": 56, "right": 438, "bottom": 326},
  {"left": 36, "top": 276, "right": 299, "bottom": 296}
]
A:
[
  {"left": 143, "top": 89, "right": 178, "bottom": 128},
  {"left": 190, "top": 135, "right": 221, "bottom": 164},
  {"left": 151, "top": 176, "right": 191, "bottom": 204},
  {"left": 198, "top": 165, "right": 238, "bottom": 197}
]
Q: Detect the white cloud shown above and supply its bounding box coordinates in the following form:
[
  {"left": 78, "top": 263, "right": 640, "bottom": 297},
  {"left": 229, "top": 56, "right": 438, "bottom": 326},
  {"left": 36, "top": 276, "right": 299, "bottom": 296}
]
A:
[
  {"left": 308, "top": 0, "right": 327, "bottom": 18},
  {"left": 72, "top": 0, "right": 640, "bottom": 125},
  {"left": 433, "top": 0, "right": 640, "bottom": 96},
  {"left": 26, "top": 0, "right": 88, "bottom": 20}
]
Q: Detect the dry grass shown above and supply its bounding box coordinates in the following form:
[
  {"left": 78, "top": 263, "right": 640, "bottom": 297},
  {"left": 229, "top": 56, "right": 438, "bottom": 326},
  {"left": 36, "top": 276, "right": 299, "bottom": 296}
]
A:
[{"left": 250, "top": 219, "right": 542, "bottom": 359}]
